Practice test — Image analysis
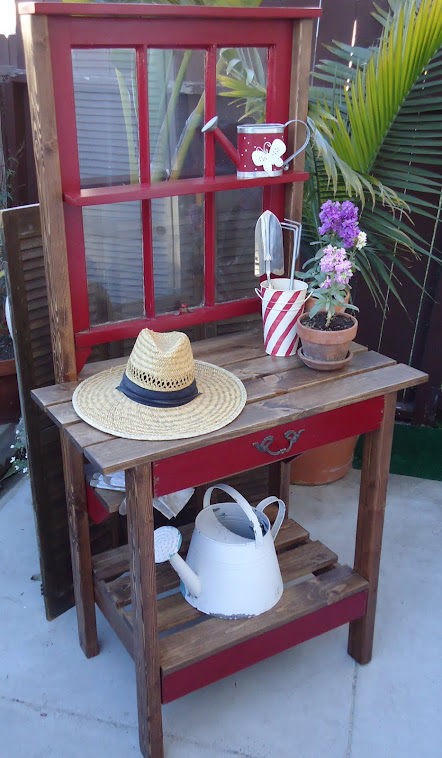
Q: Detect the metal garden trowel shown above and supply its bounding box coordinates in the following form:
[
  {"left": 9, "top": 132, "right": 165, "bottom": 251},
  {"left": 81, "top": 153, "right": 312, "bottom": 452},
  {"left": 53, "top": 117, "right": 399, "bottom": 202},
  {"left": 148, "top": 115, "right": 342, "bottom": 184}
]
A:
[{"left": 255, "top": 210, "right": 284, "bottom": 289}]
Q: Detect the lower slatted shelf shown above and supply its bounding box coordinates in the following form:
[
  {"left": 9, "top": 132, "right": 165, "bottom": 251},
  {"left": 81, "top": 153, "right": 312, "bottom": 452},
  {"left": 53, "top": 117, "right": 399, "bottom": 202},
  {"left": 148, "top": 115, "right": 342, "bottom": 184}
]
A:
[{"left": 91, "top": 519, "right": 368, "bottom": 703}]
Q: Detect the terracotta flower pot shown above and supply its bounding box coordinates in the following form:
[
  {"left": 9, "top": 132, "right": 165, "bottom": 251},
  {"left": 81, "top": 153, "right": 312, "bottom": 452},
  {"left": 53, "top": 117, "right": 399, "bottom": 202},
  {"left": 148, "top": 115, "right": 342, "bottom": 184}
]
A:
[{"left": 297, "top": 313, "right": 358, "bottom": 369}]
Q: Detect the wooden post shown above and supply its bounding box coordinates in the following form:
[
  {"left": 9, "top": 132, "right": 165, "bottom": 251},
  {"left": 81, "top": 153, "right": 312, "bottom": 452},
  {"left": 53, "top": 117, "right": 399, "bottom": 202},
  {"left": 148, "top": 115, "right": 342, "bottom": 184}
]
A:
[
  {"left": 348, "top": 392, "right": 397, "bottom": 664},
  {"left": 268, "top": 461, "right": 291, "bottom": 520},
  {"left": 20, "top": 14, "right": 77, "bottom": 383},
  {"left": 126, "top": 464, "right": 164, "bottom": 758},
  {"left": 60, "top": 435, "right": 98, "bottom": 658},
  {"left": 284, "top": 18, "right": 314, "bottom": 270}
]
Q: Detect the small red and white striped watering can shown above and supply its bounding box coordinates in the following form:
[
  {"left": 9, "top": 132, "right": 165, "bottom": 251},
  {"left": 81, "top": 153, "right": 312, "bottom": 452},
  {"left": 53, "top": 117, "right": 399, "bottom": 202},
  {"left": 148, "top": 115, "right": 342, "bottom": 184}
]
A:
[
  {"left": 154, "top": 484, "right": 285, "bottom": 618},
  {"left": 202, "top": 117, "right": 310, "bottom": 179}
]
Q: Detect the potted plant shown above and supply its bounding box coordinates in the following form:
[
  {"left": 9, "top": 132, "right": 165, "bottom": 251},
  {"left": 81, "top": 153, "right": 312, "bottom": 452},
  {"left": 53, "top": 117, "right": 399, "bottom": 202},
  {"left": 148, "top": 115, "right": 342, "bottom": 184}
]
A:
[{"left": 296, "top": 199, "right": 363, "bottom": 370}]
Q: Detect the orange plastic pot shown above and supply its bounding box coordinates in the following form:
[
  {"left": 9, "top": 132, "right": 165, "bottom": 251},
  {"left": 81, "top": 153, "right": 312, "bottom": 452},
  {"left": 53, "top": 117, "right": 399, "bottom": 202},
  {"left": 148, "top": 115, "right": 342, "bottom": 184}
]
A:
[
  {"left": 0, "top": 357, "right": 21, "bottom": 425},
  {"left": 290, "top": 435, "right": 359, "bottom": 485}
]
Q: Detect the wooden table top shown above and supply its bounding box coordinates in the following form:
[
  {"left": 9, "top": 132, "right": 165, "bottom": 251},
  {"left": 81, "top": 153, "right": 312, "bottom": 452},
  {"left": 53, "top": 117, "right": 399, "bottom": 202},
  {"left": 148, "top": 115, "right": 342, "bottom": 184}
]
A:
[{"left": 32, "top": 328, "right": 427, "bottom": 474}]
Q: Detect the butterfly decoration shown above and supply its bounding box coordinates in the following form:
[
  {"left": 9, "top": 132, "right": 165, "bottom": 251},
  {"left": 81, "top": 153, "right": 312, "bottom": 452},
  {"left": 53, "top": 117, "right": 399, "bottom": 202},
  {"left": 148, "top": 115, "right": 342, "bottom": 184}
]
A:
[{"left": 252, "top": 139, "right": 286, "bottom": 174}]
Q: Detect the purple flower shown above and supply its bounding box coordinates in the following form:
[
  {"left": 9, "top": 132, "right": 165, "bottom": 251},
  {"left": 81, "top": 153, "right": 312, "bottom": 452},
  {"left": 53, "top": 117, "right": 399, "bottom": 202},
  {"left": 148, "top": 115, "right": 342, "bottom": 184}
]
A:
[
  {"left": 319, "top": 246, "right": 353, "bottom": 286},
  {"left": 318, "top": 200, "right": 360, "bottom": 248}
]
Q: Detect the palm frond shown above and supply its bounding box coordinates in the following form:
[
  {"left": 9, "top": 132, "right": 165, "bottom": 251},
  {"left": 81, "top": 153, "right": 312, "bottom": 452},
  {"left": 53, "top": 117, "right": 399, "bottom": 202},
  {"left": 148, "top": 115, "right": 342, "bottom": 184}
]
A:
[{"left": 305, "top": 0, "right": 442, "bottom": 308}]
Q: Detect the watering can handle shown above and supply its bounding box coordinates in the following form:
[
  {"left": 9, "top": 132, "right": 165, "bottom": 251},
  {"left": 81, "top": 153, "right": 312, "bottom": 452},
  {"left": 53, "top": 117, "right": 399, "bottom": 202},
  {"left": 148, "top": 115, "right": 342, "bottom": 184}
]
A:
[
  {"left": 282, "top": 120, "right": 310, "bottom": 169},
  {"left": 203, "top": 483, "right": 263, "bottom": 546},
  {"left": 255, "top": 497, "right": 286, "bottom": 541}
]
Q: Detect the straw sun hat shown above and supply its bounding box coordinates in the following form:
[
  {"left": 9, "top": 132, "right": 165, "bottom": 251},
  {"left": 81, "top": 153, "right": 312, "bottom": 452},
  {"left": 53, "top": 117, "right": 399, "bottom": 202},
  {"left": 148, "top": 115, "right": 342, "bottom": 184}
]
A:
[{"left": 72, "top": 329, "right": 247, "bottom": 441}]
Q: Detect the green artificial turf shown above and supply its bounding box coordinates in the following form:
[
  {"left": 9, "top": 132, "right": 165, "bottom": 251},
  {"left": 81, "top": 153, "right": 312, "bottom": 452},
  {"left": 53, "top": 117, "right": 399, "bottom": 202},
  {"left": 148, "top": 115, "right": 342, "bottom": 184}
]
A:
[{"left": 353, "top": 423, "right": 442, "bottom": 481}]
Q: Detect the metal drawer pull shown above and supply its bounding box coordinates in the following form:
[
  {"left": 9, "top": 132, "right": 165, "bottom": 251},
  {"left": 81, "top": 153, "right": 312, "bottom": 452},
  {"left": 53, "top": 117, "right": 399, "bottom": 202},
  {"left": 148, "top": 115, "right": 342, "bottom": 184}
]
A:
[{"left": 253, "top": 429, "right": 305, "bottom": 456}]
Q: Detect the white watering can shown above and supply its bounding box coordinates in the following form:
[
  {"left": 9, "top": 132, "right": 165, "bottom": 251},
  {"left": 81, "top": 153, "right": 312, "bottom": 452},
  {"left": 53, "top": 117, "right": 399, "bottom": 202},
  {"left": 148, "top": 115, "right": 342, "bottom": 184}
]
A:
[{"left": 154, "top": 483, "right": 285, "bottom": 619}]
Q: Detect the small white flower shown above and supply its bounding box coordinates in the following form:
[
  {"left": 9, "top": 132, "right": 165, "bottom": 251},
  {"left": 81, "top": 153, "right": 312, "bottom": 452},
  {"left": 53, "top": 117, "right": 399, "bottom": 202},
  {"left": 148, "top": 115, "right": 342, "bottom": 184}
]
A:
[
  {"left": 10, "top": 457, "right": 16, "bottom": 463},
  {"left": 23, "top": 468, "right": 28, "bottom": 474},
  {"left": 356, "top": 231, "right": 367, "bottom": 250},
  {"left": 10, "top": 444, "right": 15, "bottom": 449},
  {"left": 15, "top": 465, "right": 20, "bottom": 470}
]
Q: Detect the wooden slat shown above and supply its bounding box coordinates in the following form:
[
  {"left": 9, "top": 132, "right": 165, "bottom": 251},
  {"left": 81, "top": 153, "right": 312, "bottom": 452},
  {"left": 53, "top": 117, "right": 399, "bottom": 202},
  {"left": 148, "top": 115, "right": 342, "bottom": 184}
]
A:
[
  {"left": 31, "top": 381, "right": 80, "bottom": 409},
  {"left": 243, "top": 351, "right": 395, "bottom": 403},
  {"left": 19, "top": 4, "right": 322, "bottom": 19},
  {"left": 92, "top": 543, "right": 131, "bottom": 582},
  {"left": 278, "top": 540, "right": 337, "bottom": 580},
  {"left": 156, "top": 539, "right": 337, "bottom": 633},
  {"left": 160, "top": 565, "right": 367, "bottom": 677},
  {"left": 93, "top": 486, "right": 124, "bottom": 515},
  {"left": 94, "top": 579, "right": 134, "bottom": 657},
  {"left": 82, "top": 363, "right": 427, "bottom": 474},
  {"left": 64, "top": 422, "right": 115, "bottom": 449},
  {"left": 78, "top": 328, "right": 264, "bottom": 380},
  {"left": 46, "top": 402, "right": 80, "bottom": 427}
]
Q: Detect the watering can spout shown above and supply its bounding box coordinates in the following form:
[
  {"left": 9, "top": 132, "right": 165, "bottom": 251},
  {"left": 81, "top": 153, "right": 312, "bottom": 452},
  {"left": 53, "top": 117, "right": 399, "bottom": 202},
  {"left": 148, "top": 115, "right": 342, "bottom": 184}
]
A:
[
  {"left": 169, "top": 553, "right": 202, "bottom": 598},
  {"left": 202, "top": 116, "right": 241, "bottom": 168},
  {"left": 153, "top": 526, "right": 202, "bottom": 598}
]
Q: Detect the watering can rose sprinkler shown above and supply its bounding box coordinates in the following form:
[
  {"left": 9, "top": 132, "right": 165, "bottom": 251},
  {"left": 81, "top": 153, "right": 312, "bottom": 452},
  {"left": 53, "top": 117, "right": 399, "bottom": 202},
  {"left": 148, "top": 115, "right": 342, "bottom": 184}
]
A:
[
  {"left": 154, "top": 484, "right": 286, "bottom": 619},
  {"left": 201, "top": 117, "right": 310, "bottom": 179}
]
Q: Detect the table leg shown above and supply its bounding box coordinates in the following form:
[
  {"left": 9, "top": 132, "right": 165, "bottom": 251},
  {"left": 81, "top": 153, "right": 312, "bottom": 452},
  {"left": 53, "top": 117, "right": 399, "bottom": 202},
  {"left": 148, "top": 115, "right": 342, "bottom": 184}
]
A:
[
  {"left": 126, "top": 464, "right": 164, "bottom": 758},
  {"left": 348, "top": 392, "right": 397, "bottom": 664},
  {"left": 60, "top": 435, "right": 98, "bottom": 658},
  {"left": 269, "top": 460, "right": 291, "bottom": 518}
]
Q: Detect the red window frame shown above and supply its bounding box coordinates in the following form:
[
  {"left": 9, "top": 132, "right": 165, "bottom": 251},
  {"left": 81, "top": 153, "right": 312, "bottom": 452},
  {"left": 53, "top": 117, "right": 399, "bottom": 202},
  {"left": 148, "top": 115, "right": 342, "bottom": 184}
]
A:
[{"left": 40, "top": 5, "right": 319, "bottom": 361}]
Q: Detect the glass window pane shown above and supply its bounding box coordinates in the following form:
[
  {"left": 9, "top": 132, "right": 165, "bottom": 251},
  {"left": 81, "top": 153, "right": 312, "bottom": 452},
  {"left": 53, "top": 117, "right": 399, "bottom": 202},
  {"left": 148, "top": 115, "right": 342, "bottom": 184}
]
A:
[
  {"left": 153, "top": 194, "right": 204, "bottom": 314},
  {"left": 83, "top": 202, "right": 144, "bottom": 325},
  {"left": 215, "top": 188, "right": 262, "bottom": 303},
  {"left": 149, "top": 49, "right": 205, "bottom": 182},
  {"left": 215, "top": 48, "right": 268, "bottom": 175},
  {"left": 72, "top": 49, "right": 139, "bottom": 188}
]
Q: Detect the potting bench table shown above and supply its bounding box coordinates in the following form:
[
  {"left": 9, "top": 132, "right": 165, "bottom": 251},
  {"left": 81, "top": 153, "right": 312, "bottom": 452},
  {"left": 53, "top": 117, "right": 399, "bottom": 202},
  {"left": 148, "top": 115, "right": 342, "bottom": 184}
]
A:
[
  {"left": 32, "top": 329, "right": 426, "bottom": 758},
  {"left": 20, "top": 4, "right": 427, "bottom": 755}
]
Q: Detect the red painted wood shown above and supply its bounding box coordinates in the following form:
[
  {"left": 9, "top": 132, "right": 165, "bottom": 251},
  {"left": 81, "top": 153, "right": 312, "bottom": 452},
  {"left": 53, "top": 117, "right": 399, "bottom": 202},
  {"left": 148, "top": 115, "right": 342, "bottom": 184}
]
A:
[
  {"left": 204, "top": 47, "right": 216, "bottom": 180},
  {"left": 51, "top": 16, "right": 296, "bottom": 49},
  {"left": 138, "top": 47, "right": 155, "bottom": 318},
  {"left": 75, "top": 298, "right": 260, "bottom": 348},
  {"left": 21, "top": 4, "right": 322, "bottom": 20},
  {"left": 63, "top": 172, "right": 309, "bottom": 207},
  {"left": 75, "top": 347, "right": 92, "bottom": 375},
  {"left": 161, "top": 589, "right": 368, "bottom": 703},
  {"left": 137, "top": 46, "right": 150, "bottom": 184},
  {"left": 49, "top": 22, "right": 90, "bottom": 337},
  {"left": 44, "top": 8, "right": 313, "bottom": 354},
  {"left": 85, "top": 484, "right": 110, "bottom": 525},
  {"left": 153, "top": 397, "right": 385, "bottom": 497},
  {"left": 204, "top": 46, "right": 216, "bottom": 308}
]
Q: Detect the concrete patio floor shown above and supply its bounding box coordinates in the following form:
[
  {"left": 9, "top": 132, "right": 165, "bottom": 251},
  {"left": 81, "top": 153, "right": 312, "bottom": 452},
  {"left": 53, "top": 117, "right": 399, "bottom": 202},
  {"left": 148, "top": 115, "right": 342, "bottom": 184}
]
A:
[{"left": 0, "top": 469, "right": 441, "bottom": 758}]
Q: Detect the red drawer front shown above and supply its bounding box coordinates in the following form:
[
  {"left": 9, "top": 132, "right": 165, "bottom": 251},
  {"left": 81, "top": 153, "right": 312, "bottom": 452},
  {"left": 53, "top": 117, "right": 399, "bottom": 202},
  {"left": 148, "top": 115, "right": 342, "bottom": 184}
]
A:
[{"left": 153, "top": 395, "right": 384, "bottom": 497}]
